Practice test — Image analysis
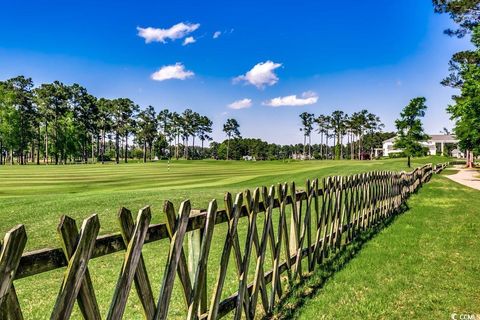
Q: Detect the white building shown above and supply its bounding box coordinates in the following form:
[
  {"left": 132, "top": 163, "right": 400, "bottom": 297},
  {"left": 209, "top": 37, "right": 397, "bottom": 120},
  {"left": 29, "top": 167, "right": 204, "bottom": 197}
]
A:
[{"left": 383, "top": 134, "right": 462, "bottom": 157}]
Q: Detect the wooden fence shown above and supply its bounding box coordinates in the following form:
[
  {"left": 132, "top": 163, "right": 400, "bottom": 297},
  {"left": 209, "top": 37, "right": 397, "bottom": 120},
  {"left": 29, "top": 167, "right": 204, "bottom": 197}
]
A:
[
  {"left": 0, "top": 163, "right": 445, "bottom": 319},
  {"left": 434, "top": 162, "right": 449, "bottom": 174}
]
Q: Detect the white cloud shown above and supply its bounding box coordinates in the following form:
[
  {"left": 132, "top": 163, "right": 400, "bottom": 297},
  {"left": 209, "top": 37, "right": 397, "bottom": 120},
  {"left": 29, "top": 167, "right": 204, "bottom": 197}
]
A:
[
  {"left": 228, "top": 98, "right": 252, "bottom": 109},
  {"left": 213, "top": 31, "right": 221, "bottom": 39},
  {"left": 151, "top": 63, "right": 194, "bottom": 81},
  {"left": 234, "top": 61, "right": 282, "bottom": 89},
  {"left": 137, "top": 22, "right": 200, "bottom": 43},
  {"left": 183, "top": 36, "right": 196, "bottom": 46},
  {"left": 263, "top": 91, "right": 318, "bottom": 107}
]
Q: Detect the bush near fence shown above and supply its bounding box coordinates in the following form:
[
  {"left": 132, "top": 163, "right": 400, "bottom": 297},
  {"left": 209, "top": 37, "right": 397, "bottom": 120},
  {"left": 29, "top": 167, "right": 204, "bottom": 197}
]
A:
[{"left": 0, "top": 163, "right": 446, "bottom": 319}]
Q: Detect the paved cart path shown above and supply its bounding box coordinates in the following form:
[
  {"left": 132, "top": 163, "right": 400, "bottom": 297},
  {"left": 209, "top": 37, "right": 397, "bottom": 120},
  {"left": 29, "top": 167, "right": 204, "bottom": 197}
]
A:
[{"left": 445, "top": 166, "right": 480, "bottom": 190}]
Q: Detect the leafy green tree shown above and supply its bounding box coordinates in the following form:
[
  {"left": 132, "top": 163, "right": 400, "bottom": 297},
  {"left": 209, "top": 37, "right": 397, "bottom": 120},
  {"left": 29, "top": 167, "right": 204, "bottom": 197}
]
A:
[
  {"left": 394, "top": 97, "right": 430, "bottom": 167},
  {"left": 180, "top": 109, "right": 195, "bottom": 159},
  {"left": 197, "top": 115, "right": 213, "bottom": 158},
  {"left": 170, "top": 112, "right": 182, "bottom": 160},
  {"left": 97, "top": 98, "right": 114, "bottom": 163},
  {"left": 0, "top": 80, "right": 17, "bottom": 164},
  {"left": 366, "top": 112, "right": 384, "bottom": 158},
  {"left": 0, "top": 77, "right": 36, "bottom": 164},
  {"left": 330, "top": 110, "right": 348, "bottom": 160},
  {"left": 433, "top": 0, "right": 480, "bottom": 38},
  {"left": 447, "top": 62, "right": 480, "bottom": 164},
  {"left": 434, "top": 1, "right": 480, "bottom": 166},
  {"left": 136, "top": 106, "right": 157, "bottom": 162},
  {"left": 34, "top": 81, "right": 70, "bottom": 164},
  {"left": 315, "top": 114, "right": 330, "bottom": 159},
  {"left": 70, "top": 84, "right": 98, "bottom": 163},
  {"left": 223, "top": 118, "right": 241, "bottom": 160},
  {"left": 299, "top": 112, "right": 315, "bottom": 158},
  {"left": 111, "top": 98, "right": 138, "bottom": 163}
]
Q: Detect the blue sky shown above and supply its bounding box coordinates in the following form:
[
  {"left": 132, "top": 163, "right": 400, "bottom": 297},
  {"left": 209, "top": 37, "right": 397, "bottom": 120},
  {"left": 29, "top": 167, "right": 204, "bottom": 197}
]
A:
[{"left": 0, "top": 0, "right": 471, "bottom": 144}]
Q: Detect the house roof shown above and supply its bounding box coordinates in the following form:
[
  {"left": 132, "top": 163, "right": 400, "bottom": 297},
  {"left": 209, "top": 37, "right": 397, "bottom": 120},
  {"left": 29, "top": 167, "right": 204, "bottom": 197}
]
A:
[
  {"left": 383, "top": 134, "right": 458, "bottom": 144},
  {"left": 428, "top": 134, "right": 457, "bottom": 142}
]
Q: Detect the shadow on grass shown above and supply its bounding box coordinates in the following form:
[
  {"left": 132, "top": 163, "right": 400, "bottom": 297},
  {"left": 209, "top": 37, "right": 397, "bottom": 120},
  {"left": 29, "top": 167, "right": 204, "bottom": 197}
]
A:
[{"left": 269, "top": 203, "right": 411, "bottom": 320}]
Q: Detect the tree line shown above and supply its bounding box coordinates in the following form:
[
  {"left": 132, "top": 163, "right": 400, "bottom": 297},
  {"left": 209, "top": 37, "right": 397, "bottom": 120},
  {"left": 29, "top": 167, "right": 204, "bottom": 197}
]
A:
[
  {"left": 298, "top": 109, "right": 384, "bottom": 160},
  {"left": 0, "top": 75, "right": 395, "bottom": 165},
  {"left": 0, "top": 76, "right": 216, "bottom": 165},
  {"left": 210, "top": 131, "right": 395, "bottom": 161}
]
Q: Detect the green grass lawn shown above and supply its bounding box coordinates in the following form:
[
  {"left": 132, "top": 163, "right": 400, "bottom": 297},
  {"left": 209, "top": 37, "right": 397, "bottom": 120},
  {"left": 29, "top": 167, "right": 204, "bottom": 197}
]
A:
[
  {"left": 0, "top": 156, "right": 453, "bottom": 318},
  {"left": 277, "top": 175, "right": 480, "bottom": 319}
]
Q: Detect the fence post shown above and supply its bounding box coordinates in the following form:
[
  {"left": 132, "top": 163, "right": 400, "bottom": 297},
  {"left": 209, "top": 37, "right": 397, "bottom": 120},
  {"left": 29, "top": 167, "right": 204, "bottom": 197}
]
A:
[
  {"left": 0, "top": 225, "right": 27, "bottom": 320},
  {"left": 188, "top": 209, "right": 208, "bottom": 316}
]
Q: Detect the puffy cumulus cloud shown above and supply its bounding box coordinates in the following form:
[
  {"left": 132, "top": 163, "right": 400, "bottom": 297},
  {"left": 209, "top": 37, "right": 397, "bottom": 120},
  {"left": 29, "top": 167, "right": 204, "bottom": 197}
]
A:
[
  {"left": 137, "top": 22, "right": 200, "bottom": 43},
  {"left": 150, "top": 63, "right": 194, "bottom": 81},
  {"left": 213, "top": 31, "right": 222, "bottom": 39},
  {"left": 183, "top": 36, "right": 196, "bottom": 46},
  {"left": 233, "top": 61, "right": 282, "bottom": 89},
  {"left": 228, "top": 98, "right": 252, "bottom": 109},
  {"left": 263, "top": 91, "right": 318, "bottom": 107}
]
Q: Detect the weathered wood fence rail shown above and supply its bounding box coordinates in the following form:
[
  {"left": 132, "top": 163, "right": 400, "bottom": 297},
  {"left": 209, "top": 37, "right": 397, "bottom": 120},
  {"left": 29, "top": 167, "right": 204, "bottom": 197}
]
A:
[
  {"left": 434, "top": 162, "right": 449, "bottom": 174},
  {"left": 0, "top": 163, "right": 446, "bottom": 319}
]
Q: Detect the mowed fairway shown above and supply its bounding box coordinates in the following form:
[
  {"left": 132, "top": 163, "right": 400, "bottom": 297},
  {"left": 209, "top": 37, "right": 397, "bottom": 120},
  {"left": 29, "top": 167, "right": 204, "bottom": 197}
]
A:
[
  {"left": 0, "top": 157, "right": 448, "bottom": 249},
  {"left": 0, "top": 157, "right": 448, "bottom": 318}
]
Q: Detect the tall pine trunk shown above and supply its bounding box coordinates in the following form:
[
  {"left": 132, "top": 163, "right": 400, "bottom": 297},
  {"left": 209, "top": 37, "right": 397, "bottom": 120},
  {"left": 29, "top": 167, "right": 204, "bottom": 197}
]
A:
[
  {"left": 303, "top": 135, "right": 306, "bottom": 156},
  {"left": 320, "top": 132, "right": 323, "bottom": 160},
  {"left": 124, "top": 131, "right": 128, "bottom": 163},
  {"left": 115, "top": 131, "right": 120, "bottom": 164},
  {"left": 192, "top": 136, "right": 195, "bottom": 159},
  {"left": 45, "top": 123, "right": 49, "bottom": 164},
  {"left": 143, "top": 141, "right": 147, "bottom": 163},
  {"left": 101, "top": 129, "right": 106, "bottom": 164},
  {"left": 227, "top": 136, "right": 230, "bottom": 160}
]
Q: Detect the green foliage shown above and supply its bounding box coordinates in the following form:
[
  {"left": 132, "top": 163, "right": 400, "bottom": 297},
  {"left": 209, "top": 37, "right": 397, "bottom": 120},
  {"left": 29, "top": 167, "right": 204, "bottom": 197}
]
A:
[
  {"left": 448, "top": 62, "right": 480, "bottom": 153},
  {"left": 0, "top": 76, "right": 215, "bottom": 164},
  {"left": 222, "top": 118, "right": 241, "bottom": 139},
  {"left": 222, "top": 118, "right": 241, "bottom": 160},
  {"left": 362, "top": 131, "right": 396, "bottom": 152},
  {"left": 387, "top": 151, "right": 406, "bottom": 159},
  {"left": 434, "top": 1, "right": 480, "bottom": 161},
  {"left": 433, "top": 0, "right": 480, "bottom": 37},
  {"left": 0, "top": 76, "right": 36, "bottom": 164},
  {"left": 394, "top": 97, "right": 430, "bottom": 166}
]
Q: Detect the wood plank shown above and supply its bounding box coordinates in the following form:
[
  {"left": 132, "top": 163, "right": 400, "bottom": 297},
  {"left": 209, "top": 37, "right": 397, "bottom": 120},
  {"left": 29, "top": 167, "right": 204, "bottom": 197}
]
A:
[
  {"left": 0, "top": 286, "right": 23, "bottom": 320},
  {"left": 155, "top": 200, "right": 191, "bottom": 320},
  {"left": 164, "top": 201, "right": 193, "bottom": 306},
  {"left": 107, "top": 206, "right": 152, "bottom": 320},
  {"left": 57, "top": 216, "right": 101, "bottom": 320},
  {"left": 117, "top": 207, "right": 156, "bottom": 319},
  {"left": 15, "top": 189, "right": 317, "bottom": 280},
  {"left": 0, "top": 225, "right": 27, "bottom": 320},
  {"left": 187, "top": 200, "right": 217, "bottom": 320},
  {"left": 51, "top": 214, "right": 100, "bottom": 320},
  {"left": 208, "top": 192, "right": 243, "bottom": 320},
  {"left": 249, "top": 186, "right": 275, "bottom": 317},
  {"left": 234, "top": 189, "right": 259, "bottom": 320}
]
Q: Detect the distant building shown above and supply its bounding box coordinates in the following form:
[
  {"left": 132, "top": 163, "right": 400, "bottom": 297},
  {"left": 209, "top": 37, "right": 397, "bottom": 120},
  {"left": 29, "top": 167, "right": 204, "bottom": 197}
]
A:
[
  {"left": 242, "top": 155, "right": 256, "bottom": 161},
  {"left": 382, "top": 134, "right": 462, "bottom": 158},
  {"left": 291, "top": 153, "right": 312, "bottom": 160}
]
